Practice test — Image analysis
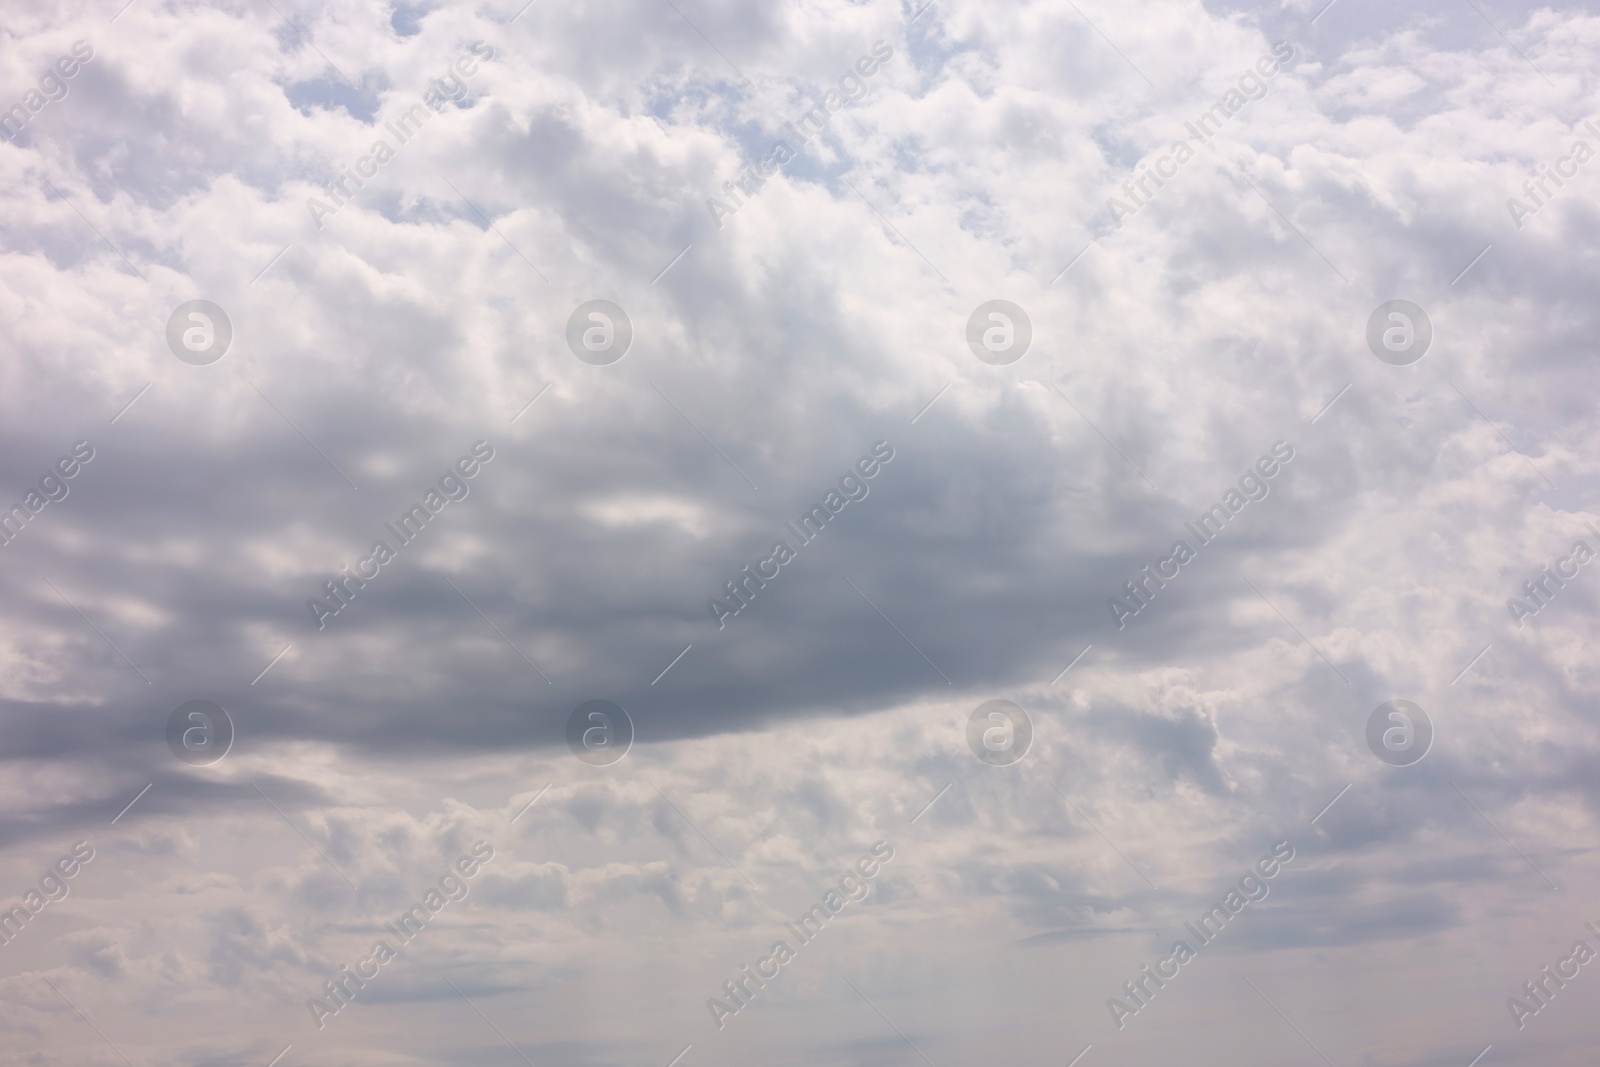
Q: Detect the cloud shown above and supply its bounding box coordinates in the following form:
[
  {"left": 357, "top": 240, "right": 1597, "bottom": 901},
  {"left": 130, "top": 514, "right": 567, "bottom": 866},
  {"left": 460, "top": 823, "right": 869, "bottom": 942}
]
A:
[{"left": 1, "top": 0, "right": 1599, "bottom": 1063}]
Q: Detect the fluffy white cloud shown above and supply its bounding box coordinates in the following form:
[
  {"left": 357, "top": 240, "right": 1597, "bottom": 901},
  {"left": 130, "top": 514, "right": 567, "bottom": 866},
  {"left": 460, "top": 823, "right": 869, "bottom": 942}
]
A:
[{"left": 1, "top": 0, "right": 1599, "bottom": 1064}]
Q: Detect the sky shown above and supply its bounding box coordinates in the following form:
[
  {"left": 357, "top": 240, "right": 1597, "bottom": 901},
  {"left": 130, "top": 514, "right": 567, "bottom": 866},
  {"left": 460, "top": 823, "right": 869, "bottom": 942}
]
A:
[{"left": 1, "top": 0, "right": 1599, "bottom": 1064}]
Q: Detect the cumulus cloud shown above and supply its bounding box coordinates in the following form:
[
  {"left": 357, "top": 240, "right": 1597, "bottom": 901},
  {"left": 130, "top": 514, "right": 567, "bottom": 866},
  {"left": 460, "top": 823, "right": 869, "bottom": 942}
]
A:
[{"left": 2, "top": 0, "right": 1599, "bottom": 1064}]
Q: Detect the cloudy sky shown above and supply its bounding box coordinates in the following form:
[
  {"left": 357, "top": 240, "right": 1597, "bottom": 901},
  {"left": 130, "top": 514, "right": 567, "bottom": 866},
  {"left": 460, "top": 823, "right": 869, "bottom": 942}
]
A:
[{"left": 2, "top": 0, "right": 1600, "bottom": 1063}]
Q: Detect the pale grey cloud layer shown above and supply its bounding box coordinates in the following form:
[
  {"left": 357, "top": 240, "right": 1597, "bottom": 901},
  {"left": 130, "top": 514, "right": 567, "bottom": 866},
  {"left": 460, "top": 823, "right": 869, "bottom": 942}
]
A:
[{"left": 1, "top": 0, "right": 1599, "bottom": 1065}]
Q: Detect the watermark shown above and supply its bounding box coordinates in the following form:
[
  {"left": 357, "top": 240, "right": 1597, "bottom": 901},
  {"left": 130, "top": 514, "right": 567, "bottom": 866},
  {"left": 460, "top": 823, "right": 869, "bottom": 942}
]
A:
[
  {"left": 566, "top": 700, "right": 633, "bottom": 766},
  {"left": 965, "top": 300, "right": 1032, "bottom": 365},
  {"left": 707, "top": 143, "right": 795, "bottom": 229},
  {"left": 0, "top": 439, "right": 95, "bottom": 548},
  {"left": 1507, "top": 526, "right": 1598, "bottom": 628},
  {"left": 1103, "top": 42, "right": 1295, "bottom": 230},
  {"left": 307, "top": 841, "right": 495, "bottom": 1030},
  {"left": 0, "top": 841, "right": 95, "bottom": 951},
  {"left": 166, "top": 700, "right": 234, "bottom": 766},
  {"left": 706, "top": 841, "right": 894, "bottom": 1030},
  {"left": 1508, "top": 921, "right": 1600, "bottom": 1029},
  {"left": 565, "top": 300, "right": 632, "bottom": 365},
  {"left": 1108, "top": 441, "right": 1295, "bottom": 629},
  {"left": 967, "top": 699, "right": 1033, "bottom": 765},
  {"left": 1507, "top": 121, "right": 1598, "bottom": 230},
  {"left": 0, "top": 41, "right": 94, "bottom": 143},
  {"left": 708, "top": 441, "right": 895, "bottom": 628},
  {"left": 1106, "top": 840, "right": 1294, "bottom": 1029},
  {"left": 307, "top": 440, "right": 496, "bottom": 629},
  {"left": 1365, "top": 300, "right": 1431, "bottom": 366},
  {"left": 1365, "top": 700, "right": 1432, "bottom": 767},
  {"left": 307, "top": 43, "right": 495, "bottom": 228},
  {"left": 707, "top": 40, "right": 895, "bottom": 229},
  {"left": 166, "top": 300, "right": 233, "bottom": 365}
]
